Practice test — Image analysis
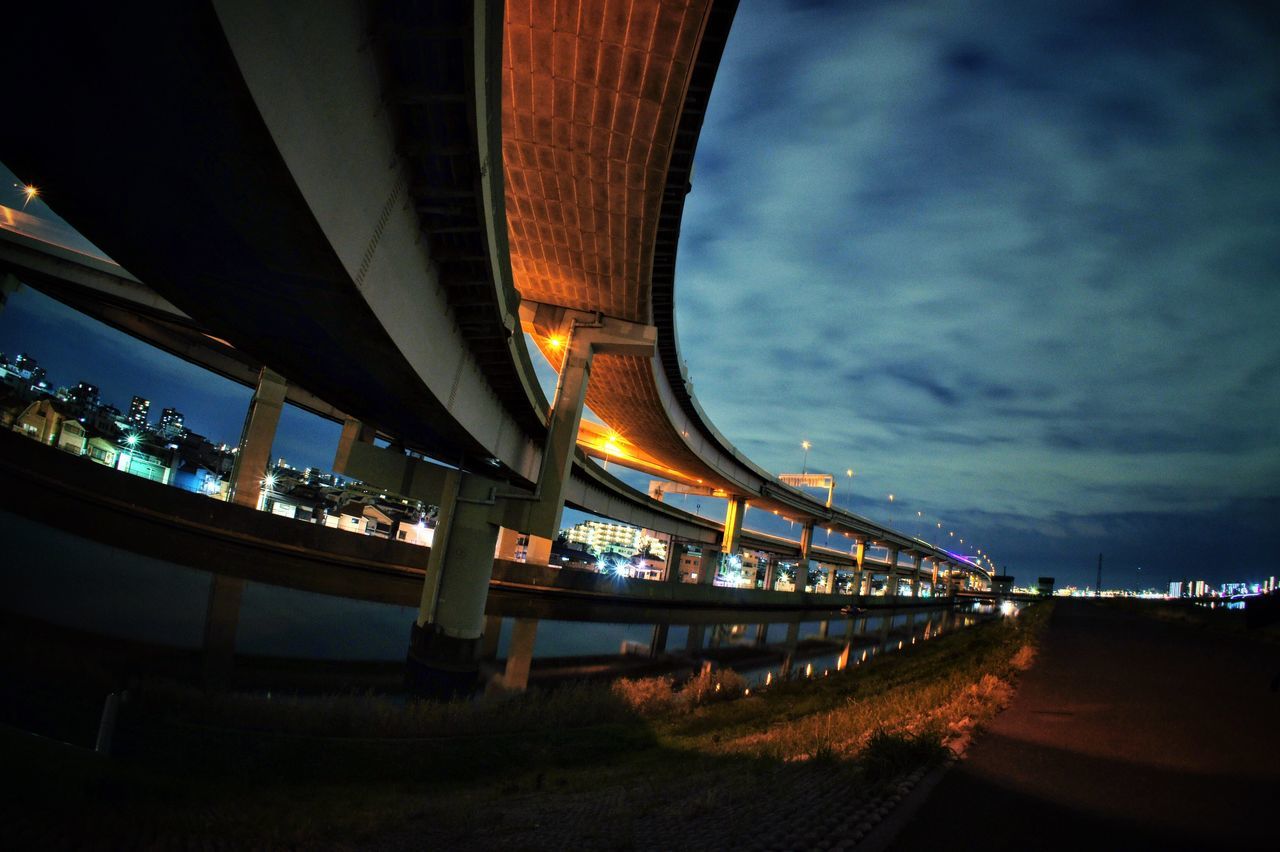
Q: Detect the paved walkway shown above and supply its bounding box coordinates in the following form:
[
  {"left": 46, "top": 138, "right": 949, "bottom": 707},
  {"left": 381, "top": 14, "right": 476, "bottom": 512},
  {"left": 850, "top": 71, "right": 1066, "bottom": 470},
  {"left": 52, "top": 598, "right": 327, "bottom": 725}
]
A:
[{"left": 889, "top": 599, "right": 1280, "bottom": 851}]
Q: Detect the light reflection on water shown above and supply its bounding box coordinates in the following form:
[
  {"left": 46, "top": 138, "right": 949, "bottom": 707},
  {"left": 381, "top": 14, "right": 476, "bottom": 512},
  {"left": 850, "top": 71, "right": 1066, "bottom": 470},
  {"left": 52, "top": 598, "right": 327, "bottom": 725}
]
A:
[{"left": 3, "top": 508, "right": 997, "bottom": 688}]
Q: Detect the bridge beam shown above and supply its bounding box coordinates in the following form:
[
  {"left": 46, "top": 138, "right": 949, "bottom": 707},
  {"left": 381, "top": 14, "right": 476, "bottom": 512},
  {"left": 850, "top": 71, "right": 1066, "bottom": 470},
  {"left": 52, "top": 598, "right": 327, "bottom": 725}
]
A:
[{"left": 228, "top": 367, "right": 287, "bottom": 509}]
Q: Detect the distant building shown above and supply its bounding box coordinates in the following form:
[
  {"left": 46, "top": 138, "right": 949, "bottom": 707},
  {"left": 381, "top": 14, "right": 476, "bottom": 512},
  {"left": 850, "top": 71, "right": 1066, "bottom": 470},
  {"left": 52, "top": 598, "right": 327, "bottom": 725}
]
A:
[
  {"left": 90, "top": 404, "right": 123, "bottom": 435},
  {"left": 127, "top": 395, "right": 151, "bottom": 429},
  {"left": 1037, "top": 576, "right": 1055, "bottom": 596},
  {"left": 158, "top": 407, "right": 185, "bottom": 439},
  {"left": 678, "top": 547, "right": 707, "bottom": 583},
  {"left": 993, "top": 575, "right": 1014, "bottom": 595},
  {"left": 563, "top": 519, "right": 642, "bottom": 555},
  {"left": 1169, "top": 581, "right": 1183, "bottom": 598},
  {"left": 65, "top": 381, "right": 100, "bottom": 413}
]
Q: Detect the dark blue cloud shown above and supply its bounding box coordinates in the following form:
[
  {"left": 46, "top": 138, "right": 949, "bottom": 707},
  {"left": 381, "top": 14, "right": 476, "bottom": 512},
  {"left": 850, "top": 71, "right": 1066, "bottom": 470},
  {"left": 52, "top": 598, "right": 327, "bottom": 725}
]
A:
[{"left": 676, "top": 0, "right": 1280, "bottom": 586}]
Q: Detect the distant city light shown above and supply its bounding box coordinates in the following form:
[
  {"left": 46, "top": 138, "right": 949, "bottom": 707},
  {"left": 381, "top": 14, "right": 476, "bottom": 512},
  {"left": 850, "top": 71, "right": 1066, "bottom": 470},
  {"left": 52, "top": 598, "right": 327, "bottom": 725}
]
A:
[{"left": 21, "top": 183, "right": 38, "bottom": 208}]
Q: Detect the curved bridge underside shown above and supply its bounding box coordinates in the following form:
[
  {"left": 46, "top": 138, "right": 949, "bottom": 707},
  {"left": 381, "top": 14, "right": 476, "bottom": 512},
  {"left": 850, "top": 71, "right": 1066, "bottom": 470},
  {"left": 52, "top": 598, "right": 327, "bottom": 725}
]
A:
[{"left": 2, "top": 0, "right": 979, "bottom": 574}]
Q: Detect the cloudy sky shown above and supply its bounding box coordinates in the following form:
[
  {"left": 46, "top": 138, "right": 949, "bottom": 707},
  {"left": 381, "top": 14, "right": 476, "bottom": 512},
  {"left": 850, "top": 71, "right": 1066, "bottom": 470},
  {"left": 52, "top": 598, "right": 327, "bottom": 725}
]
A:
[
  {"left": 2, "top": 0, "right": 1277, "bottom": 589},
  {"left": 674, "top": 0, "right": 1280, "bottom": 586}
]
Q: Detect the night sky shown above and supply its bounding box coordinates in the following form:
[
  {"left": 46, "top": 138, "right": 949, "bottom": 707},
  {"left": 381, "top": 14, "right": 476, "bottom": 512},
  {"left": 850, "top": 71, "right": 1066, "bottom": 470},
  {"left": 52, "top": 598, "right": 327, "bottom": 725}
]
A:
[{"left": 3, "top": 0, "right": 1278, "bottom": 589}]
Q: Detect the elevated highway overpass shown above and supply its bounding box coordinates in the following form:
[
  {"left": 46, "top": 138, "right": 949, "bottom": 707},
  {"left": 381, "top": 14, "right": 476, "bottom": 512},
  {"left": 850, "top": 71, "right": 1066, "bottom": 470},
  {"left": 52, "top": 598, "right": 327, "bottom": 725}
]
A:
[{"left": 4, "top": 0, "right": 986, "bottom": 689}]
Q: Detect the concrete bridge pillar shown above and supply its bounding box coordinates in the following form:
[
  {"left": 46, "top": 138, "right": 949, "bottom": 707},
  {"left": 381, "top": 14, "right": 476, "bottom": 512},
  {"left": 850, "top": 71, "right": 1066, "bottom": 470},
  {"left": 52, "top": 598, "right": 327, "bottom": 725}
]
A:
[
  {"left": 853, "top": 536, "right": 867, "bottom": 595},
  {"left": 649, "top": 622, "right": 670, "bottom": 656},
  {"left": 911, "top": 554, "right": 923, "bottom": 597},
  {"left": 699, "top": 547, "right": 719, "bottom": 585},
  {"left": 494, "top": 526, "right": 524, "bottom": 561},
  {"left": 664, "top": 539, "right": 686, "bottom": 583},
  {"left": 228, "top": 367, "right": 287, "bottom": 509},
  {"left": 333, "top": 417, "right": 376, "bottom": 473},
  {"left": 762, "top": 555, "right": 777, "bottom": 591},
  {"left": 884, "top": 547, "right": 900, "bottom": 596},
  {"left": 825, "top": 564, "right": 839, "bottom": 594},
  {"left": 407, "top": 469, "right": 502, "bottom": 696},
  {"left": 795, "top": 522, "right": 814, "bottom": 593},
  {"left": 721, "top": 496, "right": 746, "bottom": 557},
  {"left": 521, "top": 308, "right": 656, "bottom": 559}
]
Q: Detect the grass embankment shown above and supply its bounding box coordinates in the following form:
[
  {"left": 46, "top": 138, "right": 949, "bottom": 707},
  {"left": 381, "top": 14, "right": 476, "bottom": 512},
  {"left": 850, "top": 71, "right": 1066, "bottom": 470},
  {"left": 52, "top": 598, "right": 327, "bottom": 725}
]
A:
[
  {"left": 3, "top": 604, "right": 1052, "bottom": 847},
  {"left": 1121, "top": 597, "right": 1280, "bottom": 642}
]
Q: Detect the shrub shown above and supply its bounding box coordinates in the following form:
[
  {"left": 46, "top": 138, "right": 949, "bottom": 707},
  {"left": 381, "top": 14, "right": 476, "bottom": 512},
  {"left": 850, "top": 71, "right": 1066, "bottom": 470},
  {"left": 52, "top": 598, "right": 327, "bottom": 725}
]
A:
[
  {"left": 679, "top": 668, "right": 747, "bottom": 707},
  {"left": 859, "top": 728, "right": 948, "bottom": 783},
  {"left": 611, "top": 676, "right": 676, "bottom": 715}
]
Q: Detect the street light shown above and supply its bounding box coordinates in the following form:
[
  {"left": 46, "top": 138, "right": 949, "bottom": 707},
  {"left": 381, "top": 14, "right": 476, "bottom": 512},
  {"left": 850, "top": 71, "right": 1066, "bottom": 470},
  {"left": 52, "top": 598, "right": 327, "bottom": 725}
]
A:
[{"left": 800, "top": 440, "right": 812, "bottom": 474}]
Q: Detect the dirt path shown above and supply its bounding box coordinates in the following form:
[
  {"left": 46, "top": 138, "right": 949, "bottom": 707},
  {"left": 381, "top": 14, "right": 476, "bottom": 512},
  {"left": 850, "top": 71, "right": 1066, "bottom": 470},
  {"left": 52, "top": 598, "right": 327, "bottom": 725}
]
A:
[{"left": 888, "top": 599, "right": 1280, "bottom": 851}]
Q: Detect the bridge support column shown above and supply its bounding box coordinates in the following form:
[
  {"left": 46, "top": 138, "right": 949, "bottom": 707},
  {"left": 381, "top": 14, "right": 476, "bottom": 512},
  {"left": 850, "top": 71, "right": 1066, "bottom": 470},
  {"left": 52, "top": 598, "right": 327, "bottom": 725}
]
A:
[
  {"left": 853, "top": 537, "right": 867, "bottom": 595},
  {"left": 762, "top": 556, "right": 777, "bottom": 591},
  {"left": 699, "top": 548, "right": 719, "bottom": 585},
  {"left": 884, "top": 547, "right": 900, "bottom": 596},
  {"left": 649, "top": 622, "right": 670, "bottom": 656},
  {"left": 228, "top": 367, "right": 287, "bottom": 509},
  {"left": 911, "top": 554, "right": 923, "bottom": 597},
  {"left": 333, "top": 417, "right": 376, "bottom": 474},
  {"left": 521, "top": 308, "right": 656, "bottom": 556},
  {"left": 664, "top": 540, "right": 686, "bottom": 583},
  {"left": 931, "top": 558, "right": 941, "bottom": 593},
  {"left": 795, "top": 522, "right": 814, "bottom": 594},
  {"left": 407, "top": 470, "right": 502, "bottom": 696},
  {"left": 825, "top": 564, "right": 838, "bottom": 594},
  {"left": 722, "top": 496, "right": 746, "bottom": 552},
  {"left": 494, "top": 526, "right": 524, "bottom": 561}
]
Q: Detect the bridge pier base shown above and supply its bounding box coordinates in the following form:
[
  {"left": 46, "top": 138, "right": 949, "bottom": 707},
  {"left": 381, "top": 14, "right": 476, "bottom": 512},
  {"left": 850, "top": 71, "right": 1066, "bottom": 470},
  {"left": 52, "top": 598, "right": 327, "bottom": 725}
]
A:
[{"left": 406, "top": 471, "right": 501, "bottom": 698}]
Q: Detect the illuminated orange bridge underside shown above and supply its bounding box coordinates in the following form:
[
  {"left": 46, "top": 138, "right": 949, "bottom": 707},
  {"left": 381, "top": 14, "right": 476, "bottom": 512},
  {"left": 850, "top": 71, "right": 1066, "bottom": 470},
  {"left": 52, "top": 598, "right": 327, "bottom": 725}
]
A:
[{"left": 503, "top": 0, "right": 735, "bottom": 491}]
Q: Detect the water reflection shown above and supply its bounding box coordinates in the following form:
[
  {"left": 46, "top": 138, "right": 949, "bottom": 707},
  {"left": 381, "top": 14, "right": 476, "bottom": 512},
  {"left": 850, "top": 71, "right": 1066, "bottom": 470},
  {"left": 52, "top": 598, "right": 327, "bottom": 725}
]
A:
[{"left": 3, "top": 507, "right": 998, "bottom": 695}]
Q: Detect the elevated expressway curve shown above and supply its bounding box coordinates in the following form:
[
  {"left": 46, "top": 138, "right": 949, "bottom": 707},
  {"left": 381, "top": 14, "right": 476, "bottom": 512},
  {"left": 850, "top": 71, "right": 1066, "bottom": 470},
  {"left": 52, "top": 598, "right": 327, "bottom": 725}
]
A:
[{"left": 4, "top": 1, "right": 984, "bottom": 685}]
